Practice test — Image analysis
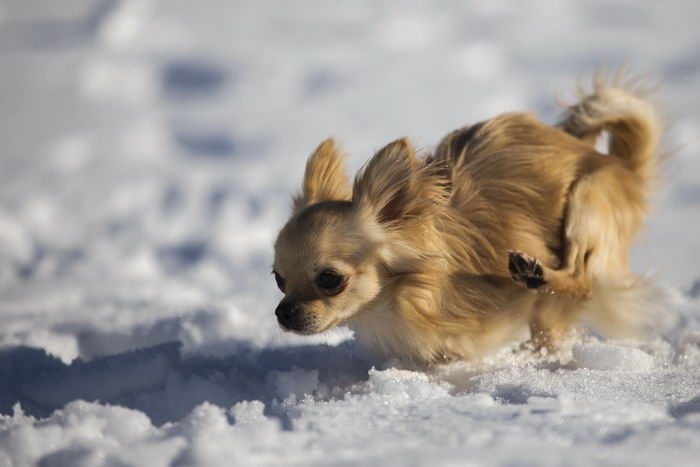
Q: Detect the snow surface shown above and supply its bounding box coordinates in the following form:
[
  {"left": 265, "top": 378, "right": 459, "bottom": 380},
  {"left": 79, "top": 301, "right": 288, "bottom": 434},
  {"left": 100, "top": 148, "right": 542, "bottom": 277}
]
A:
[{"left": 1, "top": 0, "right": 700, "bottom": 465}]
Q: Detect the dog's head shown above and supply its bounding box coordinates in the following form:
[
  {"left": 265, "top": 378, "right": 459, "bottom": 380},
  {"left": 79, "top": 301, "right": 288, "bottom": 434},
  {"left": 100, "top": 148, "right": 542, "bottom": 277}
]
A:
[{"left": 272, "top": 137, "right": 429, "bottom": 334}]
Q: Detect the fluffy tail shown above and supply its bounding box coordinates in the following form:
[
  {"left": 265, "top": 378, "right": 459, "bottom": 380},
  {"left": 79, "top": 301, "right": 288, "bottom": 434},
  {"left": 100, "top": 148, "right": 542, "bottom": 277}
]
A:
[
  {"left": 559, "top": 72, "right": 668, "bottom": 339},
  {"left": 558, "top": 72, "right": 664, "bottom": 186}
]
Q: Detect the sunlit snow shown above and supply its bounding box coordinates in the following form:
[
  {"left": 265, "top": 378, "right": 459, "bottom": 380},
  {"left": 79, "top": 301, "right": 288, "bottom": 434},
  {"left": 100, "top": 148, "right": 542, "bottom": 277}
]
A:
[{"left": 1, "top": 1, "right": 699, "bottom": 466}]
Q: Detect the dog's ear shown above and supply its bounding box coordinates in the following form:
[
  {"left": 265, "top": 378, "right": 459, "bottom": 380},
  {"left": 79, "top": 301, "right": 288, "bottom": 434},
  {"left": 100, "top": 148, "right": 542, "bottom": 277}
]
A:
[
  {"left": 352, "top": 138, "right": 421, "bottom": 224},
  {"left": 293, "top": 138, "right": 351, "bottom": 213}
]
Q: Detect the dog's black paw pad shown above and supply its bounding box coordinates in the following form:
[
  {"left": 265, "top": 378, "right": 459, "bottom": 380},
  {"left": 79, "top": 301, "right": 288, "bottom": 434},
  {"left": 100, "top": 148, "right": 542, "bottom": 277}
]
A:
[{"left": 508, "top": 252, "right": 546, "bottom": 290}]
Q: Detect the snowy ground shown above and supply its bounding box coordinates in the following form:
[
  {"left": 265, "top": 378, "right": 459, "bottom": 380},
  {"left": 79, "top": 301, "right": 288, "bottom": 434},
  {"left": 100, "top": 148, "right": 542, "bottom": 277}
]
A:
[{"left": 1, "top": 0, "right": 700, "bottom": 465}]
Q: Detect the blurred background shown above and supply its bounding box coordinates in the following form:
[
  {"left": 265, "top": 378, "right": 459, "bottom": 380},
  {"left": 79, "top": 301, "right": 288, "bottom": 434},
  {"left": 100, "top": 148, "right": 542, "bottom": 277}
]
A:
[{"left": 1, "top": 0, "right": 699, "bottom": 363}]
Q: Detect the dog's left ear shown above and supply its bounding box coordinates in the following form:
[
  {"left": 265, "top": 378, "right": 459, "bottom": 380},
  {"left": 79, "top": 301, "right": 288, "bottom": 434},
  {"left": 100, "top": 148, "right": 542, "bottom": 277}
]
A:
[
  {"left": 293, "top": 138, "right": 352, "bottom": 213},
  {"left": 353, "top": 138, "right": 421, "bottom": 224}
]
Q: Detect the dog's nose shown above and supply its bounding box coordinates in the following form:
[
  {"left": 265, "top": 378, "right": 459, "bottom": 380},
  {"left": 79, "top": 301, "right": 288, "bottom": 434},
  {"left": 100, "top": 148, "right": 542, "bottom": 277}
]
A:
[{"left": 275, "top": 302, "right": 299, "bottom": 329}]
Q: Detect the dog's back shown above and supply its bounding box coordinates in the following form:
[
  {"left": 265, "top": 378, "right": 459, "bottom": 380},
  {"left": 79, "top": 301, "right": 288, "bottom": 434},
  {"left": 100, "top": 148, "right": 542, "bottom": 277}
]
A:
[
  {"left": 427, "top": 76, "right": 663, "bottom": 349},
  {"left": 430, "top": 113, "right": 595, "bottom": 274}
]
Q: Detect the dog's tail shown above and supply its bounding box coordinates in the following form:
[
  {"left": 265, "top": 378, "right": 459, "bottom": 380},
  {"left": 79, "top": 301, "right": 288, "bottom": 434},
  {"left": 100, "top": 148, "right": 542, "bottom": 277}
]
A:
[{"left": 558, "top": 71, "right": 664, "bottom": 186}]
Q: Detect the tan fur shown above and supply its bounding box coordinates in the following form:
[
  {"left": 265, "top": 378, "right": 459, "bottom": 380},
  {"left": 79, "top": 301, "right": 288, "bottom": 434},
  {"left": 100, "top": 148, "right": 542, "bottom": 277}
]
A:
[
  {"left": 273, "top": 75, "right": 664, "bottom": 364},
  {"left": 292, "top": 138, "right": 352, "bottom": 213}
]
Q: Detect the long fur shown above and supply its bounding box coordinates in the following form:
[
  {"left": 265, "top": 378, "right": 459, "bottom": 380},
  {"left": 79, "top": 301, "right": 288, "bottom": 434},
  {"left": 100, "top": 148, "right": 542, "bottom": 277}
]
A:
[{"left": 273, "top": 74, "right": 664, "bottom": 364}]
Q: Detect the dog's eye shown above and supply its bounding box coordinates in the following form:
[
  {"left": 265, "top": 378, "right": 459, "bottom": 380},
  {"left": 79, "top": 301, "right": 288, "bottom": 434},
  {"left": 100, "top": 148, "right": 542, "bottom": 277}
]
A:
[
  {"left": 316, "top": 270, "right": 344, "bottom": 294},
  {"left": 273, "top": 271, "right": 285, "bottom": 292}
]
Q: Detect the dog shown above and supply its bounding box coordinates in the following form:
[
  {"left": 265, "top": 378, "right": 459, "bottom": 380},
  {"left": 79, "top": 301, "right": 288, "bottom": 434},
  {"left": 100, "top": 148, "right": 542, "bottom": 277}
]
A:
[{"left": 272, "top": 73, "right": 663, "bottom": 364}]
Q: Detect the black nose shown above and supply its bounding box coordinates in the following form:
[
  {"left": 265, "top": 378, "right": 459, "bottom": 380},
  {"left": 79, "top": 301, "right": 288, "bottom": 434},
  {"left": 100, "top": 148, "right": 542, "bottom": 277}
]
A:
[{"left": 275, "top": 302, "right": 300, "bottom": 329}]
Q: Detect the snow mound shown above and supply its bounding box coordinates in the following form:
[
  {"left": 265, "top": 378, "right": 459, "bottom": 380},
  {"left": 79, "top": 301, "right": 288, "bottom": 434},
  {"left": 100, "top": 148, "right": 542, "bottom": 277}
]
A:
[
  {"left": 572, "top": 342, "right": 655, "bottom": 371},
  {"left": 0, "top": 402, "right": 184, "bottom": 467}
]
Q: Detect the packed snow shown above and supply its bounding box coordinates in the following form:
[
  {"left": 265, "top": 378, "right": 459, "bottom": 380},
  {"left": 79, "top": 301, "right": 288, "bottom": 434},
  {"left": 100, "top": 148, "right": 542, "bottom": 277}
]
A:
[{"left": 1, "top": 0, "right": 699, "bottom": 465}]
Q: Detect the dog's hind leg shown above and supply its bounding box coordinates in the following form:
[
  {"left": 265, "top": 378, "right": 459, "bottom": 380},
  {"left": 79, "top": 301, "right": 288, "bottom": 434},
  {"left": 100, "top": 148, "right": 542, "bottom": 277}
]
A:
[
  {"left": 508, "top": 186, "right": 599, "bottom": 301},
  {"left": 509, "top": 243, "right": 592, "bottom": 300},
  {"left": 509, "top": 163, "right": 641, "bottom": 300},
  {"left": 508, "top": 175, "right": 604, "bottom": 300}
]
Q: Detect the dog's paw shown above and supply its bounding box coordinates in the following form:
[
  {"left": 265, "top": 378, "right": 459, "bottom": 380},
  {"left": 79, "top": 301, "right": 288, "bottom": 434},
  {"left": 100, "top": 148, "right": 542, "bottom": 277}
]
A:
[{"left": 508, "top": 252, "right": 546, "bottom": 290}]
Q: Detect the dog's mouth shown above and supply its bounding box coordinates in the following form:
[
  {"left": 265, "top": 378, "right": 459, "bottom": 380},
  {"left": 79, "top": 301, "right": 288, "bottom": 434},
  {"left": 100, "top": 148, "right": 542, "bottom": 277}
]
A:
[
  {"left": 276, "top": 314, "right": 346, "bottom": 335},
  {"left": 276, "top": 313, "right": 320, "bottom": 335},
  {"left": 277, "top": 321, "right": 317, "bottom": 335}
]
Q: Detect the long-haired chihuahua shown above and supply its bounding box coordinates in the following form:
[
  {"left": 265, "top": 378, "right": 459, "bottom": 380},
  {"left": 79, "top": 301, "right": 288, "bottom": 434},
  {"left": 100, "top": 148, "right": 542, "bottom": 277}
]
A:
[{"left": 272, "top": 74, "right": 663, "bottom": 364}]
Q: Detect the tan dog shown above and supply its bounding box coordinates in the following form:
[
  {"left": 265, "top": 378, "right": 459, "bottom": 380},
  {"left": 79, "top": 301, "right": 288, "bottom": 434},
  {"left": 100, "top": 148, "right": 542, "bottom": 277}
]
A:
[{"left": 272, "top": 75, "right": 663, "bottom": 364}]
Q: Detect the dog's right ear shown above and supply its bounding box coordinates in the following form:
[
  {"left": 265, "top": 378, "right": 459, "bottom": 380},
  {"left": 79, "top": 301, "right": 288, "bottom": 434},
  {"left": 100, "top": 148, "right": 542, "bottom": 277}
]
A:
[
  {"left": 292, "top": 138, "right": 351, "bottom": 213},
  {"left": 352, "top": 138, "right": 421, "bottom": 225}
]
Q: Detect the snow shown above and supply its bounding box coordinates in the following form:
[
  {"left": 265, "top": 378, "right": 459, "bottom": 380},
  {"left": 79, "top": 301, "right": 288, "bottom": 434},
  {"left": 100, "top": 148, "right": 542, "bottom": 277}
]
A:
[
  {"left": 571, "top": 342, "right": 655, "bottom": 371},
  {"left": 1, "top": 0, "right": 699, "bottom": 465}
]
